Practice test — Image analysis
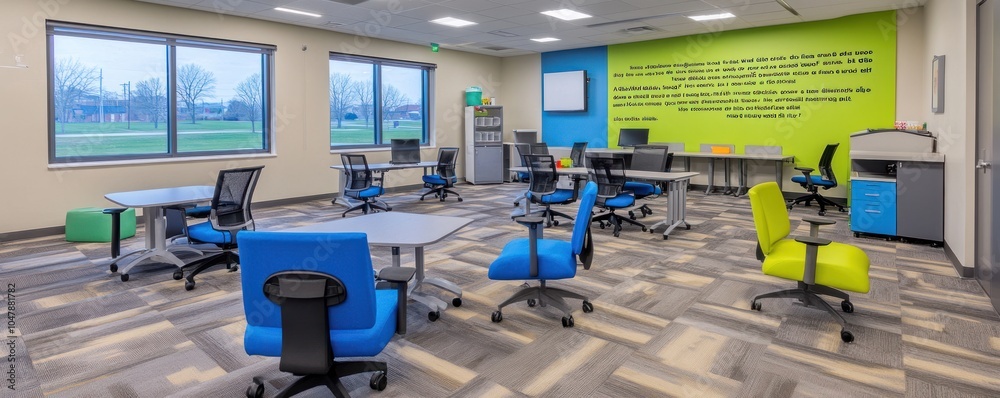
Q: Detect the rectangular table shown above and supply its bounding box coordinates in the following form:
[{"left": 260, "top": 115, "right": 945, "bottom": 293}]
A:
[
  {"left": 510, "top": 166, "right": 698, "bottom": 239},
  {"left": 105, "top": 185, "right": 215, "bottom": 280},
  {"left": 284, "top": 212, "right": 473, "bottom": 320},
  {"left": 330, "top": 161, "right": 439, "bottom": 208}
]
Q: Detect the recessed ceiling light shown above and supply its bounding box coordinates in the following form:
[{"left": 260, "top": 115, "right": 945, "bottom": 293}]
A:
[
  {"left": 540, "top": 9, "right": 592, "bottom": 21},
  {"left": 274, "top": 7, "right": 322, "bottom": 18},
  {"left": 687, "top": 12, "right": 735, "bottom": 21},
  {"left": 430, "top": 17, "right": 477, "bottom": 27},
  {"left": 531, "top": 37, "right": 561, "bottom": 43}
]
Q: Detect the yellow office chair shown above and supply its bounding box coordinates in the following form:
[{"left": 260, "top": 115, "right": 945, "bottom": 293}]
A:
[{"left": 747, "top": 182, "right": 870, "bottom": 343}]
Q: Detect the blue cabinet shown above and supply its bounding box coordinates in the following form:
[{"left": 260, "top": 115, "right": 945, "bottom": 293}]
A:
[{"left": 850, "top": 180, "right": 896, "bottom": 236}]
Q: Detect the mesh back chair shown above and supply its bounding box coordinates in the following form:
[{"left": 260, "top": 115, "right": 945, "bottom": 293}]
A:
[
  {"left": 569, "top": 142, "right": 589, "bottom": 167},
  {"left": 789, "top": 144, "right": 846, "bottom": 216},
  {"left": 420, "top": 147, "right": 462, "bottom": 202},
  {"left": 513, "top": 143, "right": 550, "bottom": 207},
  {"left": 624, "top": 146, "right": 672, "bottom": 219},
  {"left": 239, "top": 231, "right": 416, "bottom": 398},
  {"left": 340, "top": 153, "right": 390, "bottom": 217},
  {"left": 524, "top": 154, "right": 576, "bottom": 227},
  {"left": 588, "top": 157, "right": 647, "bottom": 237},
  {"left": 182, "top": 165, "right": 264, "bottom": 291}
]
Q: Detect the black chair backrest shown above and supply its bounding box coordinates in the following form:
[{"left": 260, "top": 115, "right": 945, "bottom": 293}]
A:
[
  {"left": 630, "top": 146, "right": 671, "bottom": 172},
  {"left": 570, "top": 142, "right": 588, "bottom": 166},
  {"left": 212, "top": 165, "right": 264, "bottom": 229},
  {"left": 524, "top": 154, "right": 559, "bottom": 196},
  {"left": 587, "top": 156, "right": 627, "bottom": 198},
  {"left": 530, "top": 142, "right": 549, "bottom": 155},
  {"left": 818, "top": 143, "right": 839, "bottom": 185},
  {"left": 436, "top": 147, "right": 459, "bottom": 181},
  {"left": 340, "top": 154, "right": 373, "bottom": 192}
]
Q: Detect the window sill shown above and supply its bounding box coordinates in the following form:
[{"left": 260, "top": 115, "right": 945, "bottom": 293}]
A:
[
  {"left": 47, "top": 152, "right": 277, "bottom": 169},
  {"left": 329, "top": 145, "right": 436, "bottom": 154}
]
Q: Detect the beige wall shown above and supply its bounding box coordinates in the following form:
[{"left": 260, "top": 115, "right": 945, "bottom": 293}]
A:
[
  {"left": 499, "top": 54, "right": 542, "bottom": 135},
  {"left": 0, "top": 0, "right": 502, "bottom": 234}
]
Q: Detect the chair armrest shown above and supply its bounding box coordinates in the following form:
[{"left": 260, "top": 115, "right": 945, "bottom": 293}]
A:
[
  {"left": 377, "top": 267, "right": 416, "bottom": 284},
  {"left": 514, "top": 216, "right": 546, "bottom": 227},
  {"left": 102, "top": 208, "right": 127, "bottom": 215},
  {"left": 376, "top": 267, "right": 416, "bottom": 335},
  {"left": 794, "top": 236, "right": 832, "bottom": 246},
  {"left": 802, "top": 217, "right": 836, "bottom": 226},
  {"left": 794, "top": 166, "right": 815, "bottom": 173}
]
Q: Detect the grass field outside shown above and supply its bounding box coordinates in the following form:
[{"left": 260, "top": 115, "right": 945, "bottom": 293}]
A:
[{"left": 330, "top": 119, "right": 423, "bottom": 145}]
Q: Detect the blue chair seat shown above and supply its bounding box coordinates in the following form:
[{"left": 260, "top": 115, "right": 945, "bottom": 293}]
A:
[
  {"left": 187, "top": 221, "right": 233, "bottom": 244},
  {"left": 422, "top": 175, "right": 456, "bottom": 185},
  {"left": 603, "top": 194, "right": 635, "bottom": 208},
  {"left": 791, "top": 175, "right": 836, "bottom": 188},
  {"left": 624, "top": 181, "right": 658, "bottom": 197},
  {"left": 529, "top": 189, "right": 573, "bottom": 204},
  {"left": 488, "top": 238, "right": 577, "bottom": 280},
  {"left": 244, "top": 289, "right": 398, "bottom": 358},
  {"left": 348, "top": 186, "right": 385, "bottom": 199}
]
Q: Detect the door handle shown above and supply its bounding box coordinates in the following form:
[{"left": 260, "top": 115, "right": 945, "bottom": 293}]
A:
[{"left": 976, "top": 159, "right": 991, "bottom": 172}]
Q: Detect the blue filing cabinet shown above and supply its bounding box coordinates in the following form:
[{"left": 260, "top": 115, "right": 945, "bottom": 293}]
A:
[{"left": 850, "top": 179, "right": 896, "bottom": 236}]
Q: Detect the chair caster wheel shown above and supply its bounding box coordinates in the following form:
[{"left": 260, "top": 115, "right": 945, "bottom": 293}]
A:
[
  {"left": 841, "top": 329, "right": 854, "bottom": 343},
  {"left": 613, "top": 232, "right": 620, "bottom": 238},
  {"left": 246, "top": 377, "right": 265, "bottom": 398},
  {"left": 839, "top": 208, "right": 847, "bottom": 212},
  {"left": 120, "top": 273, "right": 129, "bottom": 282},
  {"left": 457, "top": 198, "right": 463, "bottom": 202},
  {"left": 818, "top": 210, "right": 827, "bottom": 216},
  {"left": 185, "top": 281, "right": 195, "bottom": 291},
  {"left": 110, "top": 264, "right": 118, "bottom": 273},
  {"left": 841, "top": 300, "right": 854, "bottom": 313},
  {"left": 370, "top": 371, "right": 387, "bottom": 391},
  {"left": 854, "top": 232, "right": 860, "bottom": 238},
  {"left": 599, "top": 223, "right": 605, "bottom": 229},
  {"left": 561, "top": 315, "right": 574, "bottom": 328},
  {"left": 491, "top": 311, "right": 503, "bottom": 323},
  {"left": 420, "top": 197, "right": 425, "bottom": 201},
  {"left": 229, "top": 264, "right": 239, "bottom": 272},
  {"left": 582, "top": 301, "right": 594, "bottom": 313},
  {"left": 428, "top": 311, "right": 440, "bottom": 322},
  {"left": 452, "top": 297, "right": 462, "bottom": 307},
  {"left": 663, "top": 235, "right": 668, "bottom": 240},
  {"left": 628, "top": 211, "right": 636, "bottom": 220},
  {"left": 173, "top": 270, "right": 184, "bottom": 280},
  {"left": 527, "top": 299, "right": 537, "bottom": 307},
  {"left": 553, "top": 220, "right": 559, "bottom": 226},
  {"left": 641, "top": 227, "right": 647, "bottom": 232},
  {"left": 751, "top": 301, "right": 761, "bottom": 311},
  {"left": 440, "top": 197, "right": 445, "bottom": 202},
  {"left": 342, "top": 214, "right": 347, "bottom": 217}
]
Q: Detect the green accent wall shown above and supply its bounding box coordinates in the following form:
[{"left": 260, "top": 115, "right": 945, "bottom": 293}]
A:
[{"left": 607, "top": 11, "right": 897, "bottom": 182}]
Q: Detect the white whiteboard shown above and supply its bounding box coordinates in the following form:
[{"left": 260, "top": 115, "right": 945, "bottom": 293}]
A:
[{"left": 543, "top": 70, "right": 587, "bottom": 111}]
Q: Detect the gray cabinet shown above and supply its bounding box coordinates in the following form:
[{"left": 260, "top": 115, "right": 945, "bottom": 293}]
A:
[{"left": 896, "top": 161, "right": 944, "bottom": 241}]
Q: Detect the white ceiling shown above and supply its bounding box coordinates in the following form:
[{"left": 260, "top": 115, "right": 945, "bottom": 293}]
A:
[{"left": 135, "top": 0, "right": 925, "bottom": 57}]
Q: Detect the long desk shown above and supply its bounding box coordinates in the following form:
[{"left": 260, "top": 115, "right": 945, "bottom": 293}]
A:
[
  {"left": 285, "top": 212, "right": 473, "bottom": 321},
  {"left": 510, "top": 166, "right": 698, "bottom": 239},
  {"left": 105, "top": 185, "right": 215, "bottom": 281},
  {"left": 330, "top": 161, "right": 438, "bottom": 208}
]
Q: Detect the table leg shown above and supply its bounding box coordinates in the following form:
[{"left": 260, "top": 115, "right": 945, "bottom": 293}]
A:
[
  {"left": 650, "top": 179, "right": 692, "bottom": 240},
  {"left": 706, "top": 159, "right": 715, "bottom": 195},
  {"left": 776, "top": 159, "right": 784, "bottom": 191},
  {"left": 397, "top": 246, "right": 447, "bottom": 315},
  {"left": 735, "top": 159, "right": 748, "bottom": 196},
  {"left": 117, "top": 207, "right": 188, "bottom": 277},
  {"left": 723, "top": 158, "right": 733, "bottom": 195}
]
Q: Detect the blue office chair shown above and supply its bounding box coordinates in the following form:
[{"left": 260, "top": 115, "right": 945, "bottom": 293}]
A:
[
  {"left": 420, "top": 147, "right": 462, "bottom": 202},
  {"left": 239, "top": 231, "right": 415, "bottom": 398},
  {"left": 181, "top": 165, "right": 263, "bottom": 290},
  {"left": 789, "top": 143, "right": 846, "bottom": 216},
  {"left": 488, "top": 181, "right": 599, "bottom": 327},
  {"left": 624, "top": 146, "right": 672, "bottom": 219},
  {"left": 588, "top": 156, "right": 647, "bottom": 237},
  {"left": 523, "top": 154, "right": 575, "bottom": 227},
  {"left": 341, "top": 153, "right": 390, "bottom": 217}
]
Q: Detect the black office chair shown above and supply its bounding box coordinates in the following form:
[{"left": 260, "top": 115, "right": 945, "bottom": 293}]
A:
[
  {"left": 513, "top": 143, "right": 550, "bottom": 207},
  {"left": 524, "top": 154, "right": 576, "bottom": 227},
  {"left": 588, "top": 157, "right": 647, "bottom": 237},
  {"left": 625, "top": 146, "right": 672, "bottom": 219},
  {"left": 570, "top": 141, "right": 588, "bottom": 167},
  {"left": 340, "top": 153, "right": 391, "bottom": 217},
  {"left": 182, "top": 165, "right": 264, "bottom": 291},
  {"left": 420, "top": 147, "right": 462, "bottom": 202},
  {"left": 789, "top": 143, "right": 846, "bottom": 216}
]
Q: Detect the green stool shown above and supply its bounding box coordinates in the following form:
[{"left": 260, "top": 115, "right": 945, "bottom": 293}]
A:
[{"left": 65, "top": 207, "right": 136, "bottom": 242}]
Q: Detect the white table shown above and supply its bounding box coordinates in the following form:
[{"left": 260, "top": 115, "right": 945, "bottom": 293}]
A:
[
  {"left": 285, "top": 212, "right": 473, "bottom": 320},
  {"left": 330, "top": 161, "right": 439, "bottom": 208},
  {"left": 105, "top": 185, "right": 215, "bottom": 281}
]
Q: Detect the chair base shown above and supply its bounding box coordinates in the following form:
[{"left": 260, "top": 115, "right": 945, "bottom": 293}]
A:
[
  {"left": 342, "top": 200, "right": 391, "bottom": 217},
  {"left": 628, "top": 204, "right": 653, "bottom": 220},
  {"left": 251, "top": 360, "right": 388, "bottom": 398},
  {"left": 491, "top": 280, "right": 592, "bottom": 327},
  {"left": 788, "top": 192, "right": 845, "bottom": 216},
  {"left": 751, "top": 281, "right": 856, "bottom": 343},
  {"left": 533, "top": 203, "right": 573, "bottom": 227},
  {"left": 420, "top": 186, "right": 462, "bottom": 202},
  {"left": 592, "top": 210, "right": 647, "bottom": 237},
  {"left": 182, "top": 250, "right": 239, "bottom": 291}
]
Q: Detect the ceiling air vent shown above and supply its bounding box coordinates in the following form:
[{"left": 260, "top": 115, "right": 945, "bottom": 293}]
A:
[
  {"left": 489, "top": 30, "right": 518, "bottom": 37},
  {"left": 482, "top": 45, "right": 513, "bottom": 51},
  {"left": 622, "top": 26, "right": 657, "bottom": 35},
  {"left": 325, "top": 0, "right": 369, "bottom": 5}
]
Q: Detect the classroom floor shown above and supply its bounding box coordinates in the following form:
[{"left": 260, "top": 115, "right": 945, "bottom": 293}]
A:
[{"left": 2, "top": 183, "right": 998, "bottom": 397}]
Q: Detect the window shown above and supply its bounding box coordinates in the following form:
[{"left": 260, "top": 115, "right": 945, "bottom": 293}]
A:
[
  {"left": 329, "top": 53, "right": 434, "bottom": 148},
  {"left": 47, "top": 22, "right": 274, "bottom": 163}
]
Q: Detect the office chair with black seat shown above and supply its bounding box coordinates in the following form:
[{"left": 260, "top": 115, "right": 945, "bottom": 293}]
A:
[
  {"left": 420, "top": 147, "right": 462, "bottom": 202},
  {"left": 588, "top": 156, "right": 647, "bottom": 237},
  {"left": 624, "top": 146, "right": 673, "bottom": 219},
  {"left": 748, "top": 182, "right": 870, "bottom": 343},
  {"left": 488, "top": 181, "right": 599, "bottom": 327},
  {"left": 789, "top": 143, "right": 846, "bottom": 216},
  {"left": 340, "top": 154, "right": 390, "bottom": 217},
  {"left": 523, "top": 154, "right": 576, "bottom": 227},
  {"left": 181, "top": 165, "right": 263, "bottom": 291},
  {"left": 238, "top": 231, "right": 415, "bottom": 398}
]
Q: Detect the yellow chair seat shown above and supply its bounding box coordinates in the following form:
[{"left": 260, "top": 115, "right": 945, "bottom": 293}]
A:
[{"left": 762, "top": 239, "right": 870, "bottom": 293}]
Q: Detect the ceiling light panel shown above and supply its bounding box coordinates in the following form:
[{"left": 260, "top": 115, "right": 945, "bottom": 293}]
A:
[
  {"left": 688, "top": 12, "right": 735, "bottom": 21},
  {"left": 540, "top": 9, "right": 593, "bottom": 21},
  {"left": 531, "top": 37, "right": 561, "bottom": 42},
  {"left": 431, "top": 17, "right": 477, "bottom": 27}
]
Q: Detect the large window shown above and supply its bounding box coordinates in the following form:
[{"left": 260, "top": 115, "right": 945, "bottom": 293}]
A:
[
  {"left": 329, "top": 53, "right": 433, "bottom": 148},
  {"left": 47, "top": 22, "right": 273, "bottom": 163}
]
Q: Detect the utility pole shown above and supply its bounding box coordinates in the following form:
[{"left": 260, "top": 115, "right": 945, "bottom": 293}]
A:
[
  {"left": 121, "top": 81, "right": 130, "bottom": 129},
  {"left": 98, "top": 69, "right": 104, "bottom": 124}
]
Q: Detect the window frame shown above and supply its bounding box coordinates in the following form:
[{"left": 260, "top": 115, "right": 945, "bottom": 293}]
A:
[
  {"left": 46, "top": 21, "right": 275, "bottom": 164},
  {"left": 328, "top": 52, "right": 435, "bottom": 150}
]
